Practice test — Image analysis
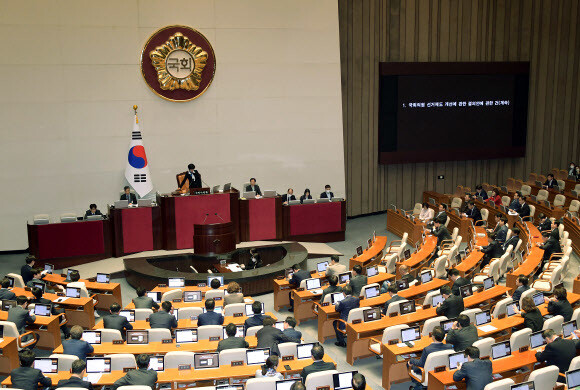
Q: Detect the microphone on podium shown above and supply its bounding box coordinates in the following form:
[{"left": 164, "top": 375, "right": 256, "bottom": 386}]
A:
[
  {"left": 214, "top": 213, "right": 225, "bottom": 222},
  {"left": 202, "top": 213, "right": 209, "bottom": 224}
]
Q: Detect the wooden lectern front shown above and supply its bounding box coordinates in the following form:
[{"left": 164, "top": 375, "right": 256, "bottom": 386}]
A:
[{"left": 193, "top": 222, "right": 236, "bottom": 255}]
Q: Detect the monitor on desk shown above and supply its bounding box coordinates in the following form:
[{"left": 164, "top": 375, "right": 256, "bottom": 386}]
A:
[
  {"left": 137, "top": 199, "right": 152, "bottom": 207},
  {"left": 317, "top": 261, "right": 329, "bottom": 273},
  {"left": 66, "top": 287, "right": 81, "bottom": 298},
  {"left": 119, "top": 309, "right": 135, "bottom": 322},
  {"left": 396, "top": 280, "right": 409, "bottom": 291},
  {"left": 441, "top": 318, "right": 455, "bottom": 332},
  {"left": 5, "top": 276, "right": 14, "bottom": 288},
  {"left": 431, "top": 294, "right": 444, "bottom": 307},
  {"left": 530, "top": 331, "right": 546, "bottom": 349},
  {"left": 223, "top": 325, "right": 245, "bottom": 339},
  {"left": 333, "top": 371, "right": 358, "bottom": 390},
  {"left": 168, "top": 278, "right": 185, "bottom": 288},
  {"left": 82, "top": 330, "right": 102, "bottom": 345},
  {"left": 33, "top": 358, "right": 58, "bottom": 373},
  {"left": 1, "top": 300, "right": 16, "bottom": 311},
  {"left": 34, "top": 303, "right": 52, "bottom": 317},
  {"left": 567, "top": 368, "right": 580, "bottom": 389},
  {"left": 86, "top": 357, "right": 111, "bottom": 373},
  {"left": 356, "top": 246, "right": 363, "bottom": 256},
  {"left": 532, "top": 292, "right": 544, "bottom": 306},
  {"left": 297, "top": 343, "right": 317, "bottom": 359},
  {"left": 491, "top": 340, "right": 511, "bottom": 359},
  {"left": 511, "top": 381, "right": 535, "bottom": 390},
  {"left": 194, "top": 352, "right": 219, "bottom": 369},
  {"left": 86, "top": 214, "right": 103, "bottom": 221},
  {"left": 399, "top": 300, "right": 416, "bottom": 315},
  {"left": 175, "top": 328, "right": 198, "bottom": 344},
  {"left": 305, "top": 278, "right": 322, "bottom": 291},
  {"left": 202, "top": 306, "right": 223, "bottom": 314},
  {"left": 275, "top": 321, "right": 285, "bottom": 331},
  {"left": 208, "top": 276, "right": 224, "bottom": 286},
  {"left": 459, "top": 284, "right": 473, "bottom": 298},
  {"left": 363, "top": 307, "right": 381, "bottom": 322},
  {"left": 448, "top": 351, "right": 468, "bottom": 370},
  {"left": 338, "top": 272, "right": 351, "bottom": 284},
  {"left": 44, "top": 263, "right": 54, "bottom": 274},
  {"left": 66, "top": 268, "right": 79, "bottom": 279},
  {"left": 401, "top": 326, "right": 421, "bottom": 343},
  {"left": 114, "top": 200, "right": 129, "bottom": 209},
  {"left": 507, "top": 301, "right": 519, "bottom": 317},
  {"left": 420, "top": 271, "right": 432, "bottom": 284},
  {"left": 183, "top": 290, "right": 202, "bottom": 302},
  {"left": 245, "top": 302, "right": 264, "bottom": 316},
  {"left": 363, "top": 286, "right": 380, "bottom": 299},
  {"left": 246, "top": 348, "right": 270, "bottom": 365},
  {"left": 563, "top": 320, "right": 578, "bottom": 338},
  {"left": 32, "top": 282, "right": 45, "bottom": 293},
  {"left": 475, "top": 310, "right": 492, "bottom": 326},
  {"left": 223, "top": 183, "right": 231, "bottom": 191},
  {"left": 148, "top": 355, "right": 164, "bottom": 371},
  {"left": 243, "top": 191, "right": 256, "bottom": 199},
  {"left": 366, "top": 266, "right": 378, "bottom": 277},
  {"left": 404, "top": 249, "right": 411, "bottom": 259},
  {"left": 126, "top": 330, "right": 148, "bottom": 344},
  {"left": 483, "top": 277, "right": 495, "bottom": 290},
  {"left": 331, "top": 292, "right": 345, "bottom": 304},
  {"left": 276, "top": 379, "right": 299, "bottom": 390},
  {"left": 147, "top": 291, "right": 162, "bottom": 303},
  {"left": 96, "top": 273, "right": 110, "bottom": 283}
]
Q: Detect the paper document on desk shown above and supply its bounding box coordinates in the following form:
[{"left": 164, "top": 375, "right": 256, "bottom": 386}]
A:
[
  {"left": 226, "top": 264, "right": 243, "bottom": 272},
  {"left": 84, "top": 373, "right": 103, "bottom": 384},
  {"left": 477, "top": 233, "right": 486, "bottom": 237},
  {"left": 478, "top": 324, "right": 497, "bottom": 332},
  {"left": 244, "top": 298, "right": 253, "bottom": 303}
]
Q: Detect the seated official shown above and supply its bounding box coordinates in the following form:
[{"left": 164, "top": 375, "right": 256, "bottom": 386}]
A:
[
  {"left": 288, "top": 264, "right": 311, "bottom": 311},
  {"left": 27, "top": 267, "right": 59, "bottom": 294},
  {"left": 544, "top": 173, "right": 558, "bottom": 189},
  {"left": 448, "top": 269, "right": 470, "bottom": 296},
  {"left": 300, "top": 344, "right": 335, "bottom": 382},
  {"left": 209, "top": 277, "right": 222, "bottom": 291},
  {"left": 133, "top": 286, "right": 159, "bottom": 310},
  {"left": 291, "top": 382, "right": 306, "bottom": 390},
  {"left": 435, "top": 286, "right": 464, "bottom": 319},
  {"left": 8, "top": 296, "right": 36, "bottom": 335},
  {"left": 282, "top": 188, "right": 296, "bottom": 204},
  {"left": 244, "top": 301, "right": 268, "bottom": 331},
  {"left": 217, "top": 323, "right": 249, "bottom": 352},
  {"left": 245, "top": 248, "right": 263, "bottom": 270},
  {"left": 300, "top": 188, "right": 313, "bottom": 203},
  {"left": 517, "top": 196, "right": 531, "bottom": 218},
  {"left": 512, "top": 297, "right": 544, "bottom": 332},
  {"left": 0, "top": 277, "right": 16, "bottom": 300},
  {"left": 408, "top": 326, "right": 453, "bottom": 390},
  {"left": 487, "top": 188, "right": 502, "bottom": 206},
  {"left": 325, "top": 255, "right": 346, "bottom": 278},
  {"left": 197, "top": 298, "right": 224, "bottom": 326},
  {"left": 550, "top": 220, "right": 561, "bottom": 240},
  {"left": 459, "top": 194, "right": 473, "bottom": 214},
  {"left": 446, "top": 314, "right": 478, "bottom": 352},
  {"left": 255, "top": 355, "right": 283, "bottom": 380},
  {"left": 333, "top": 285, "right": 359, "bottom": 347},
  {"left": 474, "top": 185, "right": 488, "bottom": 200},
  {"left": 320, "top": 275, "right": 342, "bottom": 303},
  {"left": 84, "top": 203, "right": 102, "bottom": 219},
  {"left": 485, "top": 215, "right": 507, "bottom": 242},
  {"left": 56, "top": 359, "right": 93, "bottom": 389},
  {"left": 535, "top": 328, "right": 579, "bottom": 375},
  {"left": 224, "top": 281, "right": 244, "bottom": 307},
  {"left": 245, "top": 177, "right": 262, "bottom": 196},
  {"left": 477, "top": 239, "right": 503, "bottom": 269},
  {"left": 103, "top": 303, "right": 133, "bottom": 336},
  {"left": 21, "top": 255, "right": 36, "bottom": 285},
  {"left": 282, "top": 316, "right": 302, "bottom": 342},
  {"left": 399, "top": 264, "right": 416, "bottom": 285},
  {"left": 320, "top": 184, "right": 334, "bottom": 199},
  {"left": 148, "top": 301, "right": 178, "bottom": 330},
  {"left": 537, "top": 213, "right": 551, "bottom": 232},
  {"left": 508, "top": 191, "right": 522, "bottom": 212},
  {"left": 348, "top": 265, "right": 367, "bottom": 297},
  {"left": 62, "top": 325, "right": 94, "bottom": 361},
  {"left": 507, "top": 275, "right": 530, "bottom": 303},
  {"left": 9, "top": 349, "right": 52, "bottom": 390},
  {"left": 179, "top": 163, "right": 202, "bottom": 189},
  {"left": 452, "top": 346, "right": 492, "bottom": 390},
  {"left": 382, "top": 285, "right": 405, "bottom": 314},
  {"left": 430, "top": 220, "right": 452, "bottom": 248},
  {"left": 462, "top": 201, "right": 482, "bottom": 222},
  {"left": 433, "top": 203, "right": 448, "bottom": 225},
  {"left": 537, "top": 231, "right": 562, "bottom": 273},
  {"left": 112, "top": 354, "right": 157, "bottom": 390},
  {"left": 31, "top": 288, "right": 69, "bottom": 338},
  {"left": 256, "top": 317, "right": 293, "bottom": 356},
  {"left": 67, "top": 270, "right": 87, "bottom": 290},
  {"left": 352, "top": 373, "right": 366, "bottom": 390},
  {"left": 502, "top": 227, "right": 520, "bottom": 252},
  {"left": 569, "top": 163, "right": 577, "bottom": 177},
  {"left": 418, "top": 202, "right": 434, "bottom": 223},
  {"left": 546, "top": 286, "right": 573, "bottom": 321},
  {"left": 120, "top": 186, "right": 137, "bottom": 204}
]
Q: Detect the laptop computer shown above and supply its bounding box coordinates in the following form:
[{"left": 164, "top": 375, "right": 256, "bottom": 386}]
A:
[
  {"left": 148, "top": 355, "right": 164, "bottom": 371},
  {"left": 333, "top": 371, "right": 358, "bottom": 390},
  {"left": 119, "top": 310, "right": 135, "bottom": 322},
  {"left": 563, "top": 320, "right": 578, "bottom": 338},
  {"left": 223, "top": 325, "right": 245, "bottom": 339},
  {"left": 34, "top": 303, "right": 52, "bottom": 317},
  {"left": 366, "top": 266, "right": 378, "bottom": 277},
  {"left": 441, "top": 318, "right": 455, "bottom": 332},
  {"left": 399, "top": 300, "right": 416, "bottom": 315},
  {"left": 33, "top": 358, "right": 58, "bottom": 373},
  {"left": 330, "top": 292, "right": 345, "bottom": 304},
  {"left": 32, "top": 282, "right": 45, "bottom": 293},
  {"left": 193, "top": 353, "right": 219, "bottom": 369},
  {"left": 275, "top": 321, "right": 285, "bottom": 331},
  {"left": 85, "top": 357, "right": 111, "bottom": 383},
  {"left": 82, "top": 330, "right": 102, "bottom": 345},
  {"left": 114, "top": 200, "right": 129, "bottom": 209},
  {"left": 137, "top": 199, "right": 152, "bottom": 207},
  {"left": 401, "top": 326, "right": 421, "bottom": 344},
  {"left": 475, "top": 310, "right": 492, "bottom": 326},
  {"left": 338, "top": 272, "right": 351, "bottom": 284},
  {"left": 66, "top": 287, "right": 81, "bottom": 298},
  {"left": 305, "top": 278, "right": 322, "bottom": 293},
  {"left": 364, "top": 285, "right": 380, "bottom": 299},
  {"left": 183, "top": 290, "right": 202, "bottom": 302},
  {"left": 1, "top": 300, "right": 16, "bottom": 311},
  {"left": 511, "top": 382, "right": 535, "bottom": 390},
  {"left": 491, "top": 340, "right": 511, "bottom": 359},
  {"left": 245, "top": 303, "right": 264, "bottom": 316},
  {"left": 212, "top": 185, "right": 220, "bottom": 194},
  {"left": 175, "top": 328, "right": 198, "bottom": 344},
  {"left": 431, "top": 294, "right": 444, "bottom": 307},
  {"left": 243, "top": 191, "right": 256, "bottom": 199},
  {"left": 567, "top": 367, "right": 580, "bottom": 389},
  {"left": 532, "top": 292, "right": 544, "bottom": 306},
  {"left": 202, "top": 306, "right": 223, "bottom": 314},
  {"left": 168, "top": 278, "right": 185, "bottom": 288},
  {"left": 276, "top": 379, "right": 299, "bottom": 390},
  {"left": 223, "top": 183, "right": 231, "bottom": 191},
  {"left": 317, "top": 261, "right": 329, "bottom": 273},
  {"left": 246, "top": 348, "right": 270, "bottom": 365},
  {"left": 483, "top": 277, "right": 495, "bottom": 290},
  {"left": 530, "top": 331, "right": 546, "bottom": 349},
  {"left": 507, "top": 301, "right": 519, "bottom": 317},
  {"left": 263, "top": 190, "right": 276, "bottom": 198},
  {"left": 297, "top": 343, "right": 317, "bottom": 359},
  {"left": 44, "top": 264, "right": 54, "bottom": 274},
  {"left": 67, "top": 269, "right": 79, "bottom": 279},
  {"left": 147, "top": 291, "right": 162, "bottom": 303},
  {"left": 126, "top": 330, "right": 148, "bottom": 344},
  {"left": 420, "top": 271, "right": 433, "bottom": 284},
  {"left": 448, "top": 351, "right": 468, "bottom": 369},
  {"left": 459, "top": 284, "right": 473, "bottom": 298},
  {"left": 96, "top": 273, "right": 110, "bottom": 283},
  {"left": 363, "top": 307, "right": 381, "bottom": 322},
  {"left": 396, "top": 280, "right": 409, "bottom": 291}
]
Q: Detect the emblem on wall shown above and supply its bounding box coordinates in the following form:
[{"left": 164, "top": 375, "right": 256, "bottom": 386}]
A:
[{"left": 141, "top": 25, "right": 216, "bottom": 102}]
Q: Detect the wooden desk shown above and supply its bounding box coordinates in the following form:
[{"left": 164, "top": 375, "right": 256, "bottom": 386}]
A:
[
  {"left": 0, "top": 337, "right": 19, "bottom": 375},
  {"left": 109, "top": 205, "right": 163, "bottom": 257},
  {"left": 42, "top": 273, "right": 122, "bottom": 311},
  {"left": 0, "top": 311, "right": 62, "bottom": 349},
  {"left": 125, "top": 297, "right": 254, "bottom": 310},
  {"left": 423, "top": 191, "right": 451, "bottom": 206},
  {"left": 401, "top": 236, "right": 437, "bottom": 276},
  {"left": 386, "top": 209, "right": 425, "bottom": 245},
  {"left": 12, "top": 287, "right": 95, "bottom": 329},
  {"left": 239, "top": 197, "right": 283, "bottom": 241},
  {"left": 349, "top": 236, "right": 388, "bottom": 269},
  {"left": 282, "top": 200, "right": 347, "bottom": 242},
  {"left": 564, "top": 216, "right": 580, "bottom": 254},
  {"left": 498, "top": 189, "right": 566, "bottom": 220},
  {"left": 455, "top": 251, "right": 484, "bottom": 279}
]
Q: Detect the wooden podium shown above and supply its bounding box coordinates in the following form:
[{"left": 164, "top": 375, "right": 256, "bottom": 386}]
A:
[{"left": 193, "top": 222, "right": 236, "bottom": 255}]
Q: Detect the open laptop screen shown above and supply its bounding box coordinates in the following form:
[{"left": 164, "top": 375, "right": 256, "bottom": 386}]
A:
[{"left": 193, "top": 353, "right": 219, "bottom": 369}]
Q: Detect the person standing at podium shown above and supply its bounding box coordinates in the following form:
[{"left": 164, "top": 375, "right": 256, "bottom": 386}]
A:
[
  {"left": 245, "top": 178, "right": 262, "bottom": 196},
  {"left": 120, "top": 186, "right": 137, "bottom": 204},
  {"left": 179, "top": 163, "right": 202, "bottom": 189}
]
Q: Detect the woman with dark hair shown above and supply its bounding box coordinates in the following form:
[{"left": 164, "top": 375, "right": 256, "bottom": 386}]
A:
[
  {"left": 300, "top": 189, "right": 312, "bottom": 203},
  {"left": 418, "top": 202, "right": 434, "bottom": 223},
  {"left": 255, "top": 355, "right": 283, "bottom": 380},
  {"left": 513, "top": 296, "right": 544, "bottom": 332},
  {"left": 546, "top": 286, "right": 573, "bottom": 322},
  {"left": 487, "top": 188, "right": 502, "bottom": 206}
]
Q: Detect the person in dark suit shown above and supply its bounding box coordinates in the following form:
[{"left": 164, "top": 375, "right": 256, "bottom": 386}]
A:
[
  {"left": 333, "top": 285, "right": 359, "bottom": 347},
  {"left": 452, "top": 346, "right": 492, "bottom": 390},
  {"left": 478, "top": 239, "right": 503, "bottom": 269},
  {"left": 30, "top": 287, "right": 69, "bottom": 338},
  {"left": 103, "top": 303, "right": 133, "bottom": 336},
  {"left": 300, "top": 188, "right": 313, "bottom": 203},
  {"left": 431, "top": 220, "right": 452, "bottom": 248},
  {"left": 198, "top": 298, "right": 224, "bottom": 326},
  {"left": 546, "top": 286, "right": 573, "bottom": 322},
  {"left": 486, "top": 213, "right": 502, "bottom": 239},
  {"left": 62, "top": 325, "right": 94, "bottom": 361},
  {"left": 282, "top": 316, "right": 302, "bottom": 342},
  {"left": 319, "top": 184, "right": 334, "bottom": 199},
  {"left": 537, "top": 231, "right": 562, "bottom": 272},
  {"left": 8, "top": 296, "right": 35, "bottom": 335},
  {"left": 462, "top": 201, "right": 482, "bottom": 222},
  {"left": 9, "top": 349, "right": 52, "bottom": 390},
  {"left": 148, "top": 301, "right": 177, "bottom": 330},
  {"left": 433, "top": 204, "right": 448, "bottom": 225},
  {"left": 84, "top": 204, "right": 102, "bottom": 219},
  {"left": 544, "top": 173, "right": 558, "bottom": 189},
  {"left": 244, "top": 301, "right": 268, "bottom": 331},
  {"left": 537, "top": 213, "right": 552, "bottom": 232},
  {"left": 508, "top": 191, "right": 522, "bottom": 212},
  {"left": 503, "top": 228, "right": 520, "bottom": 253},
  {"left": 399, "top": 264, "right": 416, "bottom": 285},
  {"left": 512, "top": 297, "right": 544, "bottom": 332},
  {"left": 217, "top": 323, "right": 250, "bottom": 352},
  {"left": 0, "top": 277, "right": 16, "bottom": 300},
  {"left": 112, "top": 354, "right": 158, "bottom": 390},
  {"left": 436, "top": 286, "right": 465, "bottom": 320},
  {"left": 508, "top": 275, "right": 530, "bottom": 304},
  {"left": 550, "top": 220, "right": 561, "bottom": 240},
  {"left": 282, "top": 188, "right": 296, "bottom": 204},
  {"left": 256, "top": 317, "right": 293, "bottom": 356},
  {"left": 132, "top": 287, "right": 159, "bottom": 310},
  {"left": 21, "top": 256, "right": 36, "bottom": 285},
  {"left": 351, "top": 373, "right": 366, "bottom": 390},
  {"left": 408, "top": 326, "right": 454, "bottom": 390},
  {"left": 474, "top": 185, "right": 488, "bottom": 200},
  {"left": 535, "top": 328, "right": 578, "bottom": 375},
  {"left": 245, "top": 178, "right": 262, "bottom": 196},
  {"left": 348, "top": 265, "right": 367, "bottom": 297},
  {"left": 245, "top": 248, "right": 263, "bottom": 270},
  {"left": 382, "top": 284, "right": 405, "bottom": 314},
  {"left": 493, "top": 217, "right": 508, "bottom": 243},
  {"left": 517, "top": 196, "right": 531, "bottom": 218},
  {"left": 288, "top": 264, "right": 311, "bottom": 312},
  {"left": 179, "top": 163, "right": 202, "bottom": 189},
  {"left": 56, "top": 359, "right": 93, "bottom": 389},
  {"left": 320, "top": 275, "right": 342, "bottom": 303},
  {"left": 446, "top": 314, "right": 478, "bottom": 352},
  {"left": 26, "top": 267, "right": 58, "bottom": 294},
  {"left": 448, "top": 269, "right": 470, "bottom": 296},
  {"left": 120, "top": 186, "right": 137, "bottom": 204},
  {"left": 300, "top": 344, "right": 335, "bottom": 382}
]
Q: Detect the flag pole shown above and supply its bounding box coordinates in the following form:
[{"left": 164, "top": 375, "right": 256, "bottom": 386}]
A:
[{"left": 133, "top": 104, "right": 138, "bottom": 124}]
